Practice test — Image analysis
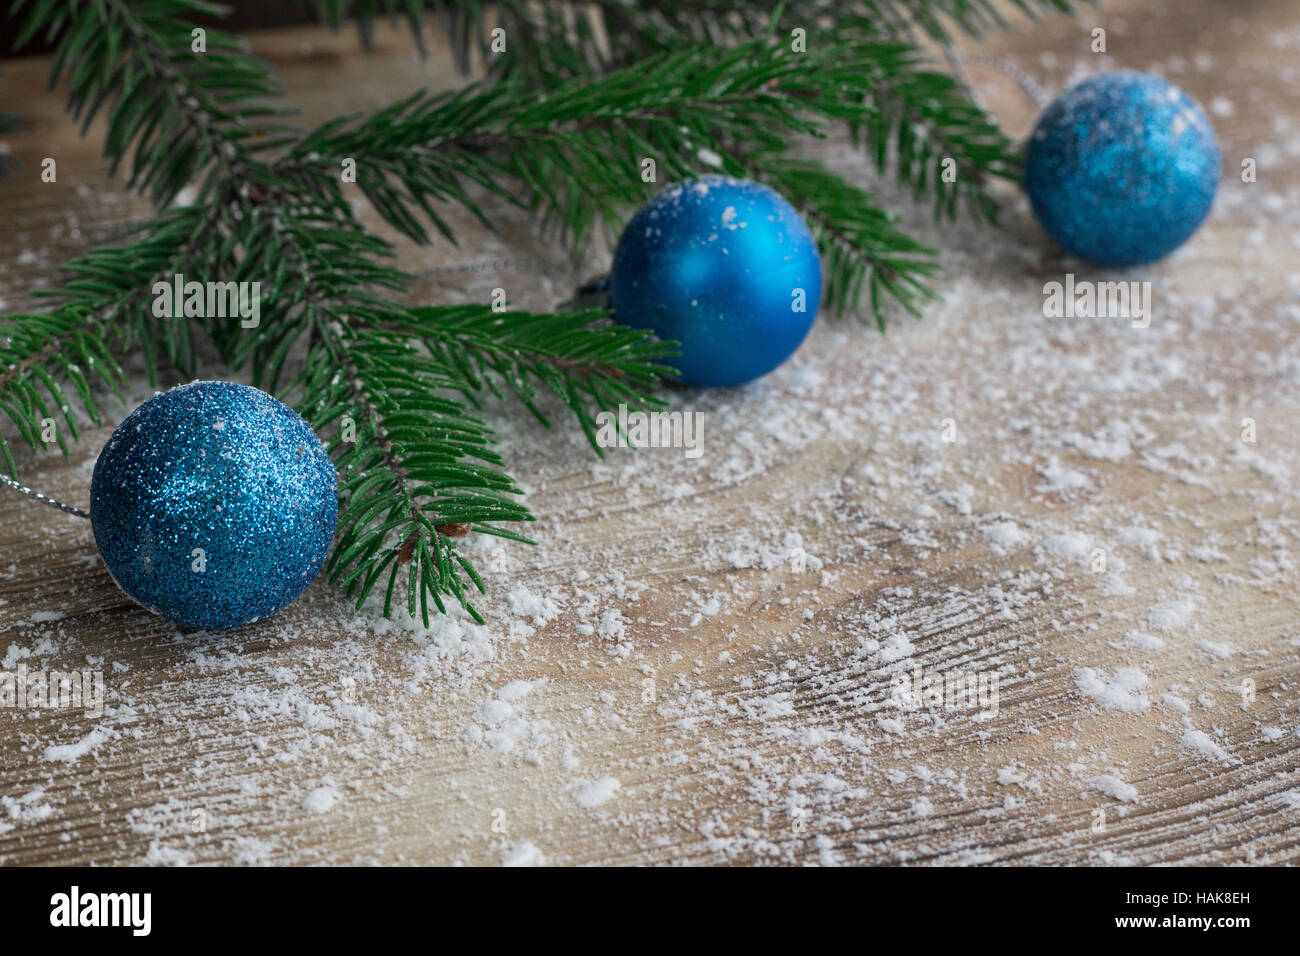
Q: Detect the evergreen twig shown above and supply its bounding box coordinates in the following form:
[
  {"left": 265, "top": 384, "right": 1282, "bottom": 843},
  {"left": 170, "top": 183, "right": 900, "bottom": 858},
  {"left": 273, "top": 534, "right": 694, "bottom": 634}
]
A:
[{"left": 0, "top": 0, "right": 1078, "bottom": 618}]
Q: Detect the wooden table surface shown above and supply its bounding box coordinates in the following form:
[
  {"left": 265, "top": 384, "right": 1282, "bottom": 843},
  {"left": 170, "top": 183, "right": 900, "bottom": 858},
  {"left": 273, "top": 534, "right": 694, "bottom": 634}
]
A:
[{"left": 2, "top": 0, "right": 1298, "bottom": 866}]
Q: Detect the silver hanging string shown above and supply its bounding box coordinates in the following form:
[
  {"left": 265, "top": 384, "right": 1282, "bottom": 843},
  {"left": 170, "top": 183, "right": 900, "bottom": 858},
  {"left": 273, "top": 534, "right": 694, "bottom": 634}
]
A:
[
  {"left": 960, "top": 52, "right": 1053, "bottom": 110},
  {"left": 0, "top": 472, "right": 90, "bottom": 519},
  {"left": 942, "top": 47, "right": 1054, "bottom": 114}
]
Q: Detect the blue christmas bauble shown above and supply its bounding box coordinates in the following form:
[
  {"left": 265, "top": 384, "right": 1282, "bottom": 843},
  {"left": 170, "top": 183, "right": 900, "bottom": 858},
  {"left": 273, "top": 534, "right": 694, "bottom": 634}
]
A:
[
  {"left": 1024, "top": 71, "right": 1219, "bottom": 267},
  {"left": 610, "top": 175, "right": 822, "bottom": 387},
  {"left": 90, "top": 381, "right": 337, "bottom": 630}
]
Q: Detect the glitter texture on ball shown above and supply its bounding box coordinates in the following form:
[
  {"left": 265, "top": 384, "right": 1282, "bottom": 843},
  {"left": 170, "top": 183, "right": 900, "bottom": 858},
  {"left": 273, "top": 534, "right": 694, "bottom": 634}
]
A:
[
  {"left": 1024, "top": 70, "right": 1220, "bottom": 268},
  {"left": 90, "top": 381, "right": 338, "bottom": 630},
  {"left": 610, "top": 175, "right": 822, "bottom": 387}
]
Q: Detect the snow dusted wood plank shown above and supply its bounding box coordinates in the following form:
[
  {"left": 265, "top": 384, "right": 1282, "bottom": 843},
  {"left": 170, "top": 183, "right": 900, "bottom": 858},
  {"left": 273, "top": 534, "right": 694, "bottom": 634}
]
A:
[{"left": 2, "top": 0, "right": 1298, "bottom": 865}]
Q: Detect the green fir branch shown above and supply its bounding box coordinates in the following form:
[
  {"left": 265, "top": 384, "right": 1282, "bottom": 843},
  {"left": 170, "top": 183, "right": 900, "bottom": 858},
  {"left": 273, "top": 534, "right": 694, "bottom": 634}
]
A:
[
  {"left": 0, "top": 309, "right": 124, "bottom": 477},
  {"left": 321, "top": 1, "right": 1087, "bottom": 77},
  {"left": 279, "top": 39, "right": 834, "bottom": 246},
  {"left": 221, "top": 160, "right": 673, "bottom": 618},
  {"left": 744, "top": 156, "right": 942, "bottom": 322},
  {"left": 11, "top": 0, "right": 287, "bottom": 206},
  {"left": 300, "top": 318, "right": 534, "bottom": 625},
  {"left": 316, "top": 0, "right": 432, "bottom": 56},
  {"left": 397, "top": 305, "right": 679, "bottom": 452},
  {"left": 0, "top": 0, "right": 1081, "bottom": 620},
  {"left": 279, "top": 36, "right": 1001, "bottom": 322},
  {"left": 0, "top": 202, "right": 230, "bottom": 476}
]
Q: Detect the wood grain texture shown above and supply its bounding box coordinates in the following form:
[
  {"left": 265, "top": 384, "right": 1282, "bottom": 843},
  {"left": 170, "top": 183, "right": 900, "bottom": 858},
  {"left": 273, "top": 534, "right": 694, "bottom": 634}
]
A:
[{"left": 2, "top": 0, "right": 1298, "bottom": 866}]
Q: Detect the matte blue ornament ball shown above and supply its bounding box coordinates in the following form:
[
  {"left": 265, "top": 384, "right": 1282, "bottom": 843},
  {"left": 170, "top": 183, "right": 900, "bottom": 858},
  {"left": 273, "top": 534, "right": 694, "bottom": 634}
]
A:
[
  {"left": 1024, "top": 70, "right": 1219, "bottom": 267},
  {"left": 90, "top": 382, "right": 337, "bottom": 630},
  {"left": 610, "top": 175, "right": 822, "bottom": 387}
]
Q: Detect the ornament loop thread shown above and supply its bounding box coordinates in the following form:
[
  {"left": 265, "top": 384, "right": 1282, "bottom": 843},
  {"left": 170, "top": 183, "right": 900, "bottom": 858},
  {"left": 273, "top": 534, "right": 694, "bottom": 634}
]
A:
[{"left": 0, "top": 472, "right": 90, "bottom": 519}]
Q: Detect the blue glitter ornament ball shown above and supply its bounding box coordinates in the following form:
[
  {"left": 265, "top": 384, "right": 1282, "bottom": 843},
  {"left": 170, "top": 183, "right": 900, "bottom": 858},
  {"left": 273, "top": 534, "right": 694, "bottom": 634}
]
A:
[
  {"left": 610, "top": 175, "right": 822, "bottom": 387},
  {"left": 90, "top": 382, "right": 337, "bottom": 630},
  {"left": 1024, "top": 71, "right": 1219, "bottom": 267}
]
